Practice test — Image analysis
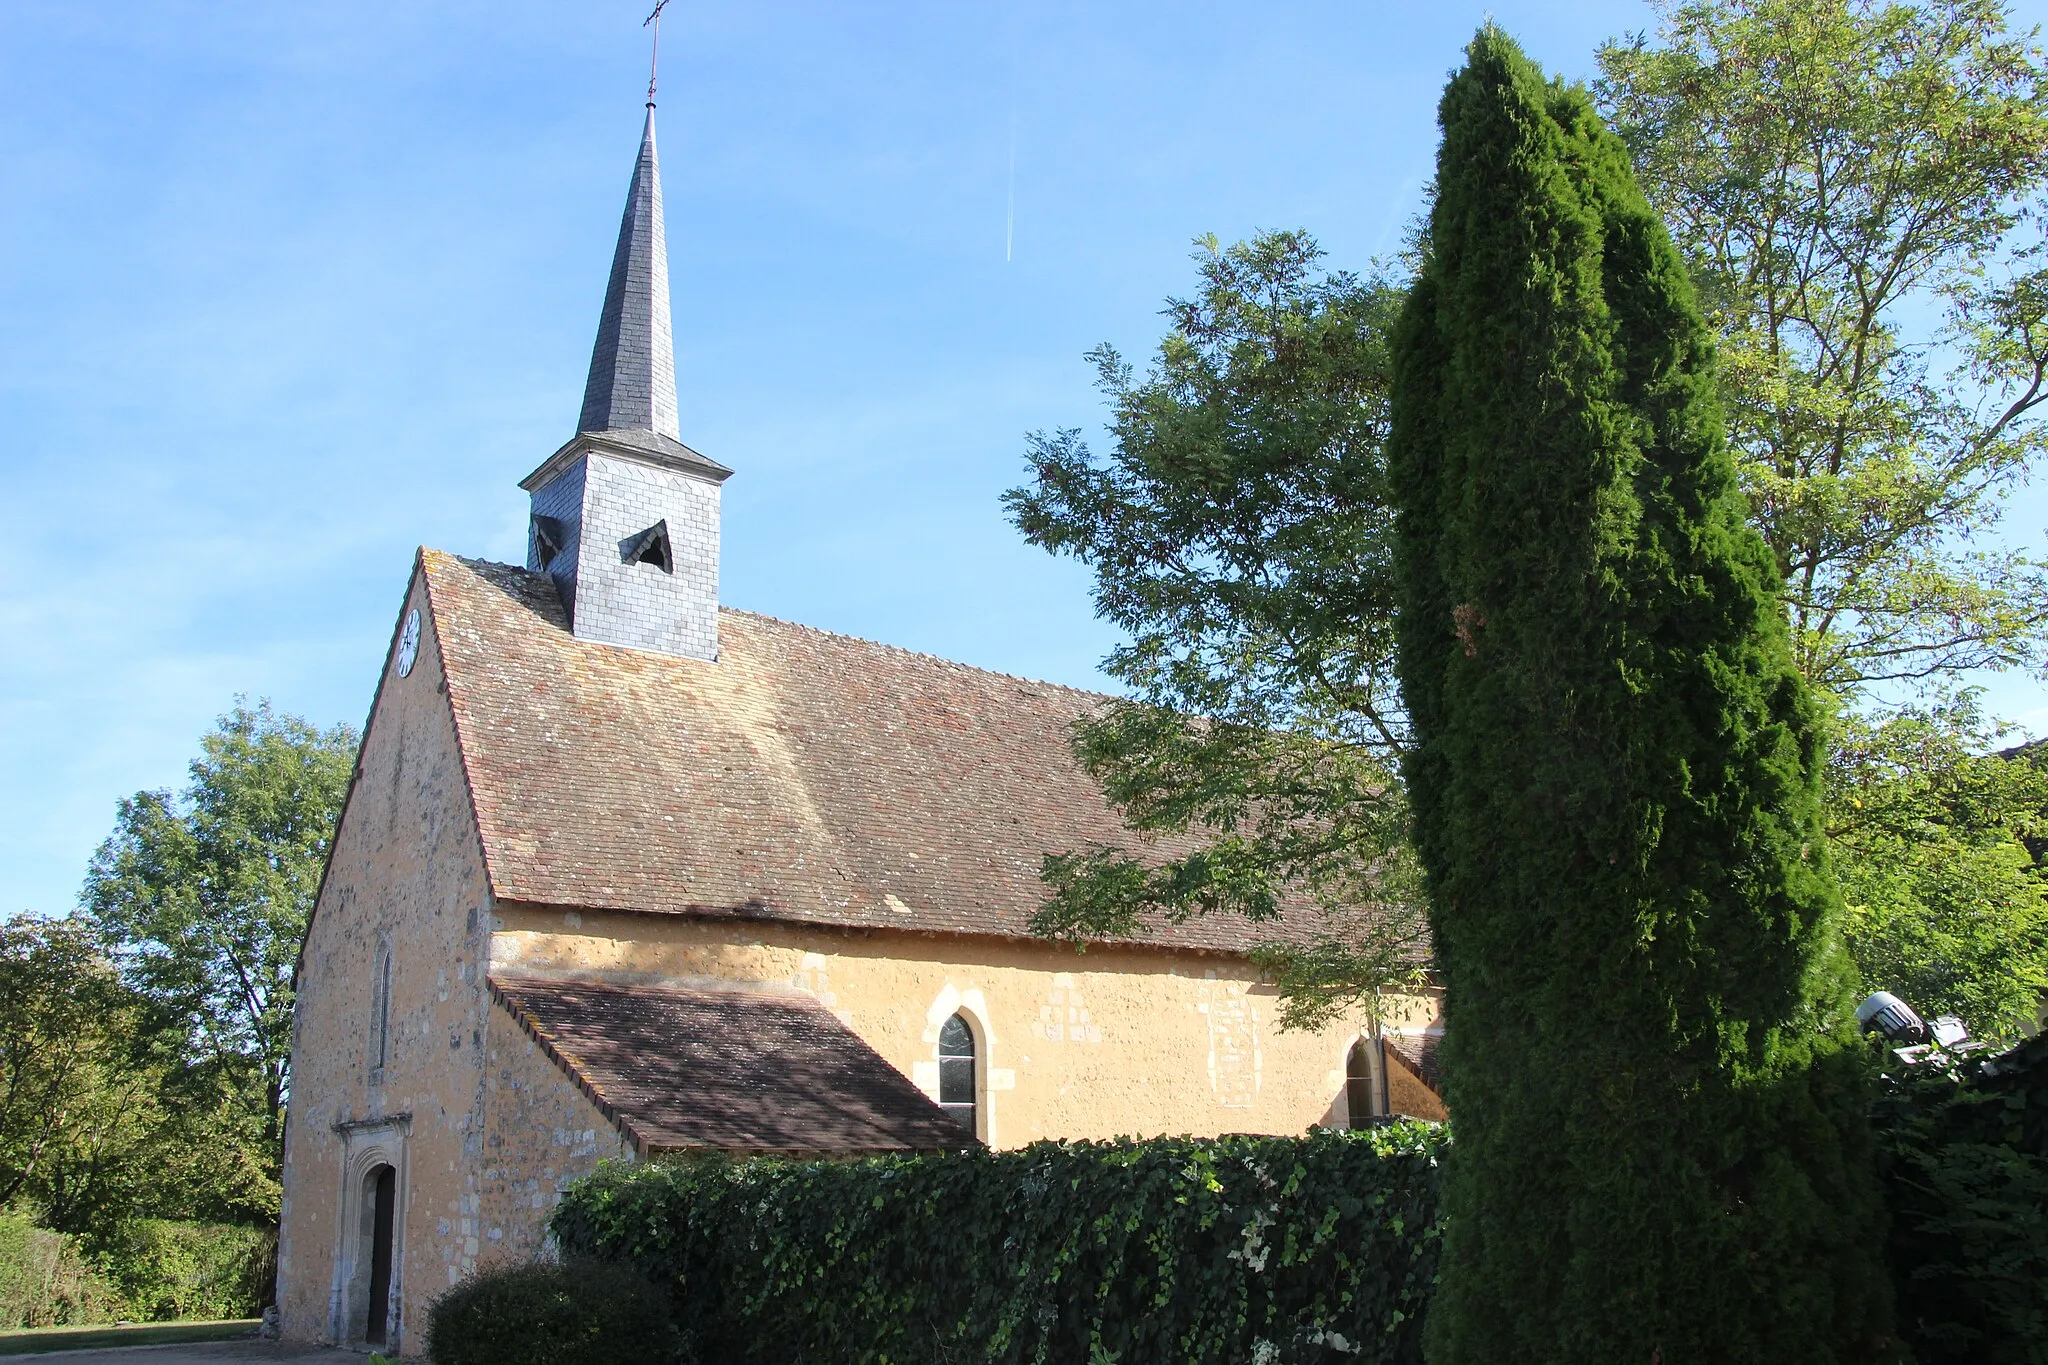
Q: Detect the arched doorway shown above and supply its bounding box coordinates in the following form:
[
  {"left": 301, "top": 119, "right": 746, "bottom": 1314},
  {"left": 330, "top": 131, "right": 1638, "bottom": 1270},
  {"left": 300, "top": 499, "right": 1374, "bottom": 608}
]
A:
[{"left": 361, "top": 1164, "right": 395, "bottom": 1346}]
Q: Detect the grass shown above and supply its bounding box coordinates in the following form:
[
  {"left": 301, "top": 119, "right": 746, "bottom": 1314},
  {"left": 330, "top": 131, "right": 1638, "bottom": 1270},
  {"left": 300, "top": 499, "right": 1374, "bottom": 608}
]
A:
[{"left": 0, "top": 1319, "right": 260, "bottom": 1355}]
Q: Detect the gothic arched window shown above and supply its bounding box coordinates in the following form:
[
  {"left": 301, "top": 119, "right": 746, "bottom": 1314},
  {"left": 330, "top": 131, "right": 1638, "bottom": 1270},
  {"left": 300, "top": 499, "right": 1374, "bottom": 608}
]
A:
[
  {"left": 938, "top": 1013, "right": 976, "bottom": 1135},
  {"left": 1346, "top": 1038, "right": 1379, "bottom": 1127},
  {"left": 369, "top": 941, "right": 394, "bottom": 1084}
]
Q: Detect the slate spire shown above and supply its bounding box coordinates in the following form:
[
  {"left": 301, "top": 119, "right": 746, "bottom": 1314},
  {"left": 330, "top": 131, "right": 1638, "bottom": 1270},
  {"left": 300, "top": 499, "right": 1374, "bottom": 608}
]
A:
[
  {"left": 524, "top": 104, "right": 726, "bottom": 663},
  {"left": 578, "top": 107, "right": 680, "bottom": 441}
]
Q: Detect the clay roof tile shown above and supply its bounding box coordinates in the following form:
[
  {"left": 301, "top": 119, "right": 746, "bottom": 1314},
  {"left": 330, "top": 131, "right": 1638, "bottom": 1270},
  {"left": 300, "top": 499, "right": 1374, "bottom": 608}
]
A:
[{"left": 421, "top": 549, "right": 1336, "bottom": 954}]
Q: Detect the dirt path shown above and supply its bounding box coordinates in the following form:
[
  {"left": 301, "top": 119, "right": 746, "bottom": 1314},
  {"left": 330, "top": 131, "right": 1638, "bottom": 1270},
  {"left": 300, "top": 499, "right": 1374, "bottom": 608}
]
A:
[{"left": 3, "top": 1344, "right": 362, "bottom": 1363}]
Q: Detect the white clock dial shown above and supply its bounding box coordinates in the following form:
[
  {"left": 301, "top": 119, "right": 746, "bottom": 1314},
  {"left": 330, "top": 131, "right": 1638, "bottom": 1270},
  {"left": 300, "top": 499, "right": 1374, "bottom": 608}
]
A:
[{"left": 396, "top": 608, "right": 421, "bottom": 678}]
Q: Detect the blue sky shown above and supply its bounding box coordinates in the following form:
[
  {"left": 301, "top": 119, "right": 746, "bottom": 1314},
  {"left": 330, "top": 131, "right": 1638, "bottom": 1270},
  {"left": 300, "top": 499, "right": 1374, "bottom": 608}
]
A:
[{"left": 5, "top": 0, "right": 2047, "bottom": 917}]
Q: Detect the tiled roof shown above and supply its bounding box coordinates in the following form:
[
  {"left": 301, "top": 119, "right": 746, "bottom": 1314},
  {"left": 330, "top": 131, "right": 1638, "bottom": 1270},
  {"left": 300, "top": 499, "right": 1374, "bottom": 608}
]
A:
[
  {"left": 420, "top": 549, "right": 1336, "bottom": 954},
  {"left": 491, "top": 975, "right": 973, "bottom": 1155},
  {"left": 1385, "top": 1032, "right": 1442, "bottom": 1092}
]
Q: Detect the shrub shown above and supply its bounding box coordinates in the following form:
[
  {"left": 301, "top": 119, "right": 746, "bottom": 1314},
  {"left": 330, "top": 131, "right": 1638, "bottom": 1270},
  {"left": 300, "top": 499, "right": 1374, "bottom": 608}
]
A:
[
  {"left": 425, "top": 1257, "right": 689, "bottom": 1365},
  {"left": 1875, "top": 1032, "right": 2048, "bottom": 1364},
  {"left": 1388, "top": 24, "right": 1891, "bottom": 1364},
  {"left": 91, "top": 1220, "right": 275, "bottom": 1322},
  {"left": 0, "top": 1210, "right": 122, "bottom": 1328},
  {"left": 552, "top": 1123, "right": 1445, "bottom": 1365}
]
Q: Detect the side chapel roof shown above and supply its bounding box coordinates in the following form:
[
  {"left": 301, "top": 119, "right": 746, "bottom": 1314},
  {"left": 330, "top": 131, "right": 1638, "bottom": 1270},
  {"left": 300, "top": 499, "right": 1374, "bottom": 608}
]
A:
[
  {"left": 418, "top": 549, "right": 1333, "bottom": 955},
  {"left": 490, "top": 975, "right": 972, "bottom": 1155}
]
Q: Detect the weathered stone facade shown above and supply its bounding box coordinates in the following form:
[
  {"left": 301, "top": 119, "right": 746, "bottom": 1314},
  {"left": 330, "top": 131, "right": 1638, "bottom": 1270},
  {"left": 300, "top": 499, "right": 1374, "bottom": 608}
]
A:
[{"left": 278, "top": 571, "right": 501, "bottom": 1354}]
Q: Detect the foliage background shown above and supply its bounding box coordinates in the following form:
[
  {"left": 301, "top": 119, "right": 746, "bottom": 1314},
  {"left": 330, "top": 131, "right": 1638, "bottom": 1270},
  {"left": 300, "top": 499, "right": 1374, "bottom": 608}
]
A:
[
  {"left": 1012, "top": 0, "right": 2048, "bottom": 1050},
  {"left": 0, "top": 1212, "right": 272, "bottom": 1329},
  {"left": 1874, "top": 1034, "right": 2048, "bottom": 1365},
  {"left": 83, "top": 700, "right": 359, "bottom": 1212},
  {"left": 0, "top": 702, "right": 352, "bottom": 1326}
]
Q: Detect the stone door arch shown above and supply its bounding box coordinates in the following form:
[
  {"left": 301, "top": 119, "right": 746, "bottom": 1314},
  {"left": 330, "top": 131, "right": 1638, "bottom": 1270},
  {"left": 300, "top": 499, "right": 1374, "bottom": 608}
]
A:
[{"left": 331, "top": 1115, "right": 409, "bottom": 1351}]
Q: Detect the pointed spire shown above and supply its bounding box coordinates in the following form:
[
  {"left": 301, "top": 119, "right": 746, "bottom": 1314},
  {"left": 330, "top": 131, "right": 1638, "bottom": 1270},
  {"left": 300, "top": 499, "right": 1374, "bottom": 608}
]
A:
[{"left": 578, "top": 108, "right": 680, "bottom": 441}]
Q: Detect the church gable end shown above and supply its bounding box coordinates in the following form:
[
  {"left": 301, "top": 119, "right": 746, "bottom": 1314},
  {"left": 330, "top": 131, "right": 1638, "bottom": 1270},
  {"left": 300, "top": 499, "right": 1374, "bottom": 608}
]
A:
[{"left": 279, "top": 562, "right": 502, "bottom": 1352}]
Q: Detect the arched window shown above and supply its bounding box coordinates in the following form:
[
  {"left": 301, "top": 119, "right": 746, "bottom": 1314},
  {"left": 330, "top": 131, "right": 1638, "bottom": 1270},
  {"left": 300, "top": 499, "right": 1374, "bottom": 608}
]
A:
[
  {"left": 369, "top": 942, "right": 393, "bottom": 1084},
  {"left": 1346, "top": 1038, "right": 1379, "bottom": 1128},
  {"left": 938, "top": 1013, "right": 976, "bottom": 1135}
]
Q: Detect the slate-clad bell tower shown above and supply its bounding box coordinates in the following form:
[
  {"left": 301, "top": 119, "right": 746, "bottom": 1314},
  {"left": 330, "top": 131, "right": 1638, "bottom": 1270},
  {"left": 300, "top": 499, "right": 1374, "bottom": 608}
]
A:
[{"left": 521, "top": 106, "right": 730, "bottom": 661}]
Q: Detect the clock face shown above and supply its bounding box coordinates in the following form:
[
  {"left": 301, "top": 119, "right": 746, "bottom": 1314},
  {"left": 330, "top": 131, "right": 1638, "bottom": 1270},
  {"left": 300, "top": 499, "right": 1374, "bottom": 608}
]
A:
[{"left": 396, "top": 608, "right": 421, "bottom": 678}]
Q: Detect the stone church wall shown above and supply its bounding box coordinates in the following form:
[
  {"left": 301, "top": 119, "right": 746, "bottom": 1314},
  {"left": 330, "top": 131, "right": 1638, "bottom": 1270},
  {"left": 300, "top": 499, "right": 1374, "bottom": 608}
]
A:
[
  {"left": 278, "top": 566, "right": 503, "bottom": 1356},
  {"left": 474, "top": 994, "right": 629, "bottom": 1267},
  {"left": 489, "top": 907, "right": 1443, "bottom": 1148}
]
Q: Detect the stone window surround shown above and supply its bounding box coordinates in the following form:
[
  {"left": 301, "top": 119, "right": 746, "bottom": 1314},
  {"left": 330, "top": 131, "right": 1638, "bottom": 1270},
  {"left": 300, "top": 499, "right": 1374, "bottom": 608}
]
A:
[
  {"left": 368, "top": 934, "right": 394, "bottom": 1089},
  {"left": 937, "top": 1012, "right": 977, "bottom": 1137},
  {"left": 921, "top": 993, "right": 993, "bottom": 1145}
]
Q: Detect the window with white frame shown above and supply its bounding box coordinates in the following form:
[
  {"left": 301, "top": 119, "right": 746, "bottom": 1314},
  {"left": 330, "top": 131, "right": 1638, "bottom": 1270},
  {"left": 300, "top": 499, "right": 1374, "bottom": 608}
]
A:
[{"left": 938, "top": 1013, "right": 976, "bottom": 1134}]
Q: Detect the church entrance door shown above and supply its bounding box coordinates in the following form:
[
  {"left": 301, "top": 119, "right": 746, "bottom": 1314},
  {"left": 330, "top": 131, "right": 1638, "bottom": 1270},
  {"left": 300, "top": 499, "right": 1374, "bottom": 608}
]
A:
[{"left": 365, "top": 1165, "right": 395, "bottom": 1345}]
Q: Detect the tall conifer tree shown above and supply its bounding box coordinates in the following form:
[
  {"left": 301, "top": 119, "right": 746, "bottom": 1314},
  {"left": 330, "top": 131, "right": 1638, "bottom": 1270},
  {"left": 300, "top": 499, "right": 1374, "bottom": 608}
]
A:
[{"left": 1390, "top": 29, "right": 1894, "bottom": 1363}]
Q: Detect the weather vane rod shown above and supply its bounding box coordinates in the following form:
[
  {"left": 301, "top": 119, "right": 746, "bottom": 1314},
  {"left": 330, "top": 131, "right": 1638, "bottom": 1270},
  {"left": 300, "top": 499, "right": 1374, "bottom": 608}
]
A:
[{"left": 644, "top": 0, "right": 672, "bottom": 107}]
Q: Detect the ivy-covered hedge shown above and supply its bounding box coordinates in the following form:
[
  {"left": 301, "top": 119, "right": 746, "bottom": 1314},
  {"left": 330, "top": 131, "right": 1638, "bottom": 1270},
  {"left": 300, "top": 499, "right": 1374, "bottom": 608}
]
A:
[
  {"left": 1875, "top": 1032, "right": 2048, "bottom": 1365},
  {"left": 552, "top": 1123, "right": 1445, "bottom": 1365}
]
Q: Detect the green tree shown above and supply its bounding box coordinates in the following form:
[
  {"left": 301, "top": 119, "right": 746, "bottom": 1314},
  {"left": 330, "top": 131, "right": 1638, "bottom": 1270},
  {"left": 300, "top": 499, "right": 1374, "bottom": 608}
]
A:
[
  {"left": 1828, "top": 699, "right": 2048, "bottom": 1041},
  {"left": 82, "top": 703, "right": 357, "bottom": 1198},
  {"left": 1010, "top": 0, "right": 2048, "bottom": 1050},
  {"left": 0, "top": 913, "right": 277, "bottom": 1242},
  {"left": 1597, "top": 0, "right": 2048, "bottom": 700},
  {"left": 0, "top": 917, "right": 160, "bottom": 1235},
  {"left": 1005, "top": 233, "right": 1429, "bottom": 1028},
  {"left": 1391, "top": 27, "right": 1890, "bottom": 1362}
]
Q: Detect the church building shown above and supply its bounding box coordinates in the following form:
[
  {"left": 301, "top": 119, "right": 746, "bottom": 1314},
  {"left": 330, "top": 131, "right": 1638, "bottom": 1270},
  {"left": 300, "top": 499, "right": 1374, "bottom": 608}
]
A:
[{"left": 276, "top": 104, "right": 1444, "bottom": 1355}]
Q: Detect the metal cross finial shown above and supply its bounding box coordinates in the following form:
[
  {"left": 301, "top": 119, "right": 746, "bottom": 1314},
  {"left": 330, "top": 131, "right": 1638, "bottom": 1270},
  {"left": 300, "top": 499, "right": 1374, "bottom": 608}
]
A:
[{"left": 643, "top": 0, "right": 672, "bottom": 107}]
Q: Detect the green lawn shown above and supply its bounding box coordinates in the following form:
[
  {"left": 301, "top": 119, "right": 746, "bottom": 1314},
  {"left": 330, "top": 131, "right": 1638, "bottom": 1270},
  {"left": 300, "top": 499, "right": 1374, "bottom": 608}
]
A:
[{"left": 0, "top": 1320, "right": 260, "bottom": 1355}]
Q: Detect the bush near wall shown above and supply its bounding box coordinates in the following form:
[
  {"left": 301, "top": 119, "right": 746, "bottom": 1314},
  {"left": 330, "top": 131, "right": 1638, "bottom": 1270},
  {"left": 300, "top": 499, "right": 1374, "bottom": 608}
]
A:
[
  {"left": 426, "top": 1258, "right": 690, "bottom": 1365},
  {"left": 552, "top": 1123, "right": 1446, "bottom": 1365},
  {"left": 1875, "top": 1031, "right": 2048, "bottom": 1365},
  {"left": 0, "top": 1214, "right": 273, "bottom": 1329},
  {"left": 93, "top": 1220, "right": 276, "bottom": 1323},
  {"left": 0, "top": 1211, "right": 123, "bottom": 1328}
]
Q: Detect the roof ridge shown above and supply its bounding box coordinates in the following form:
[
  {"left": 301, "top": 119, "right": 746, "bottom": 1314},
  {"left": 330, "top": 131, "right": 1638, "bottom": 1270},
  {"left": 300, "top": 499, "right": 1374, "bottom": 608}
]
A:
[
  {"left": 717, "top": 605, "right": 1121, "bottom": 704},
  {"left": 441, "top": 551, "right": 1122, "bottom": 705}
]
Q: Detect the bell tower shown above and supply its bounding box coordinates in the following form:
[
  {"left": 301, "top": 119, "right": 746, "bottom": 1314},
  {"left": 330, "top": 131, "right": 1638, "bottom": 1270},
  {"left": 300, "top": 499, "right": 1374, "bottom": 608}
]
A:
[{"left": 520, "top": 106, "right": 730, "bottom": 661}]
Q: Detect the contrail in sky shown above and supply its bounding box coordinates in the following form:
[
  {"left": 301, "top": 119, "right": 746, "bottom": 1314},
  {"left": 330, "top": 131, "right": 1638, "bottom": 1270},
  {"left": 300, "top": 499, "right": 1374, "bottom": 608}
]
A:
[
  {"left": 1006, "top": 71, "right": 1018, "bottom": 262},
  {"left": 1373, "top": 177, "right": 1421, "bottom": 256}
]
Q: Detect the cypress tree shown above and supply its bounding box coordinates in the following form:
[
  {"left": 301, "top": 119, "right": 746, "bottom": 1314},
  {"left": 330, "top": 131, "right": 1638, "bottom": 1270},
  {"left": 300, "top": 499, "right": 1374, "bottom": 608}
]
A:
[{"left": 1389, "top": 29, "right": 1896, "bottom": 1364}]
